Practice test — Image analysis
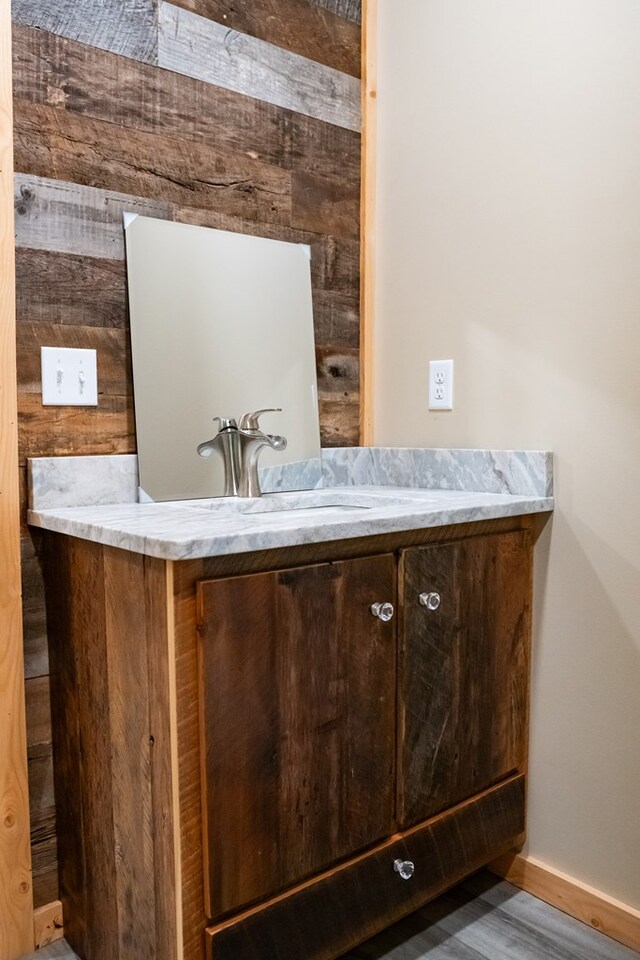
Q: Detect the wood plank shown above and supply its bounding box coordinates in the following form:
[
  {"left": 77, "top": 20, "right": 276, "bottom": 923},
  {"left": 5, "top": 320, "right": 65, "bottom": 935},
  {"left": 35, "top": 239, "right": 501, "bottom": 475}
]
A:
[
  {"left": 25, "top": 676, "right": 52, "bottom": 761},
  {"left": 12, "top": 24, "right": 360, "bottom": 185},
  {"left": 28, "top": 755, "right": 55, "bottom": 846},
  {"left": 16, "top": 322, "right": 131, "bottom": 398},
  {"left": 463, "top": 872, "right": 640, "bottom": 960},
  {"left": 21, "top": 534, "right": 49, "bottom": 680},
  {"left": 172, "top": 559, "right": 207, "bottom": 960},
  {"left": 197, "top": 556, "right": 396, "bottom": 918},
  {"left": 313, "top": 290, "right": 359, "bottom": 349},
  {"left": 31, "top": 839, "right": 59, "bottom": 910},
  {"left": 292, "top": 168, "right": 360, "bottom": 240},
  {"left": 18, "top": 392, "right": 135, "bottom": 464},
  {"left": 311, "top": 0, "right": 362, "bottom": 25},
  {"left": 360, "top": 0, "right": 376, "bottom": 443},
  {"left": 0, "top": 0, "right": 34, "bottom": 953},
  {"left": 319, "top": 398, "right": 360, "bottom": 446},
  {"left": 170, "top": 0, "right": 361, "bottom": 77},
  {"left": 16, "top": 24, "right": 363, "bottom": 193},
  {"left": 205, "top": 775, "right": 525, "bottom": 960},
  {"left": 45, "top": 536, "right": 91, "bottom": 956},
  {"left": 144, "top": 559, "right": 181, "bottom": 960},
  {"left": 104, "top": 548, "right": 157, "bottom": 957},
  {"left": 158, "top": 1, "right": 361, "bottom": 132},
  {"left": 490, "top": 852, "right": 640, "bottom": 954},
  {"left": 14, "top": 173, "right": 171, "bottom": 259},
  {"left": 28, "top": 741, "right": 57, "bottom": 910},
  {"left": 33, "top": 900, "right": 64, "bottom": 949},
  {"left": 11, "top": 0, "right": 158, "bottom": 64},
  {"left": 14, "top": 100, "right": 292, "bottom": 226},
  {"left": 15, "top": 249, "right": 127, "bottom": 329},
  {"left": 316, "top": 344, "right": 359, "bottom": 402},
  {"left": 397, "top": 532, "right": 532, "bottom": 828}
]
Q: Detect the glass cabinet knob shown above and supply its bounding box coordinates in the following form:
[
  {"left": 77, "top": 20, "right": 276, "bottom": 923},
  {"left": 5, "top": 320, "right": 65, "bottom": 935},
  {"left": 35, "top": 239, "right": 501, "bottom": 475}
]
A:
[
  {"left": 419, "top": 591, "right": 441, "bottom": 611},
  {"left": 370, "top": 602, "right": 394, "bottom": 622},
  {"left": 393, "top": 858, "right": 415, "bottom": 880}
]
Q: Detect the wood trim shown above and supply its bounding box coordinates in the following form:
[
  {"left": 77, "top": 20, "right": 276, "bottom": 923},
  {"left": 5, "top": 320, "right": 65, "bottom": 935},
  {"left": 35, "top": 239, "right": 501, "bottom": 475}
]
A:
[
  {"left": 359, "top": 0, "right": 376, "bottom": 444},
  {"left": 0, "top": 1, "right": 35, "bottom": 957},
  {"left": 490, "top": 852, "right": 640, "bottom": 953},
  {"left": 33, "top": 900, "right": 64, "bottom": 950}
]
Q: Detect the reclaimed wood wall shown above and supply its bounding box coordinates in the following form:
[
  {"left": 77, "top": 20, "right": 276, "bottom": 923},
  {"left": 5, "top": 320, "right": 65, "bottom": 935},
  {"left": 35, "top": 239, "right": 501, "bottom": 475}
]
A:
[{"left": 11, "top": 0, "right": 362, "bottom": 906}]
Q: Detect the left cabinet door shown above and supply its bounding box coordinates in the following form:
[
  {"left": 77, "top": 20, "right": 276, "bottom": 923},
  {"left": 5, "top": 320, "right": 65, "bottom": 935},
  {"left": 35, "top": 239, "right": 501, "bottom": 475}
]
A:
[{"left": 197, "top": 555, "right": 397, "bottom": 919}]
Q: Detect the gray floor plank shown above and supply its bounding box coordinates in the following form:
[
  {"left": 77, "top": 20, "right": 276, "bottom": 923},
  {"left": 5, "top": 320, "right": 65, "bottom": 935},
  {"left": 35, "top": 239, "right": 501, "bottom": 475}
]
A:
[
  {"left": 462, "top": 872, "right": 640, "bottom": 960},
  {"left": 24, "top": 872, "right": 640, "bottom": 960}
]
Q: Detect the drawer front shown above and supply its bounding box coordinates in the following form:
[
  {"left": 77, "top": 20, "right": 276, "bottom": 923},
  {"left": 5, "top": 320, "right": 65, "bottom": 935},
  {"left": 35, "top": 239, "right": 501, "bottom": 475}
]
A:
[{"left": 206, "top": 775, "right": 525, "bottom": 960}]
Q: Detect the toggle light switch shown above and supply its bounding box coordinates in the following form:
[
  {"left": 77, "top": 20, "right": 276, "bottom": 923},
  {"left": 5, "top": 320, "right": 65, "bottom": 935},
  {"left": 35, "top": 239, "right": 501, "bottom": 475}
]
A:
[{"left": 41, "top": 346, "right": 98, "bottom": 406}]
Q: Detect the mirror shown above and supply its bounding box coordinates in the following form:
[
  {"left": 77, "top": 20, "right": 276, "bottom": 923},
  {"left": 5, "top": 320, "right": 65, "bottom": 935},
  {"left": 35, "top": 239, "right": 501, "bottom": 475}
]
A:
[{"left": 124, "top": 216, "right": 322, "bottom": 501}]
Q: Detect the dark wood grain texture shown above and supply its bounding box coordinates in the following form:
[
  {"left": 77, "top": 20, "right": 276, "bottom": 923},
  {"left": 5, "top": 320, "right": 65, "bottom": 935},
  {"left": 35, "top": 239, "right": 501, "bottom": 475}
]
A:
[
  {"left": 14, "top": 100, "right": 292, "bottom": 226},
  {"left": 197, "top": 556, "right": 396, "bottom": 918},
  {"left": 170, "top": 0, "right": 361, "bottom": 76},
  {"left": 12, "top": 24, "right": 361, "bottom": 183},
  {"left": 205, "top": 775, "right": 526, "bottom": 960},
  {"left": 15, "top": 249, "right": 127, "bottom": 329},
  {"left": 173, "top": 558, "right": 208, "bottom": 960},
  {"left": 44, "top": 537, "right": 178, "bottom": 960},
  {"left": 398, "top": 532, "right": 532, "bottom": 828}
]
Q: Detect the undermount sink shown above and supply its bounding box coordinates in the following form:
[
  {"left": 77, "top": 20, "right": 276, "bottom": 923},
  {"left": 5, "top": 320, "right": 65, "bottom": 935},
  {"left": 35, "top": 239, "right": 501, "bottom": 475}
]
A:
[{"left": 182, "top": 489, "right": 423, "bottom": 519}]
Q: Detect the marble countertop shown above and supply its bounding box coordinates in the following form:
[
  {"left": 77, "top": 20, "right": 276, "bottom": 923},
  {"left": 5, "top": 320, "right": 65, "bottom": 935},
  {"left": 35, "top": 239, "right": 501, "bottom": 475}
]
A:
[{"left": 28, "top": 484, "right": 554, "bottom": 561}]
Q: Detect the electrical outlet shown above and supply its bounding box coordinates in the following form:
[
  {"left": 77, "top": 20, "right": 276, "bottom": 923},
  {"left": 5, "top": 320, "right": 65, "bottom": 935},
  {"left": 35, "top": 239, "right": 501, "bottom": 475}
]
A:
[
  {"left": 41, "top": 346, "right": 98, "bottom": 406},
  {"left": 429, "top": 359, "right": 454, "bottom": 410}
]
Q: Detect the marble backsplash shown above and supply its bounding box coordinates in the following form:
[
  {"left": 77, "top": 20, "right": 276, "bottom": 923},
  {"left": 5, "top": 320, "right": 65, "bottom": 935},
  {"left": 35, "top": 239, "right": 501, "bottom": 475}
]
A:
[{"left": 29, "top": 447, "right": 553, "bottom": 511}]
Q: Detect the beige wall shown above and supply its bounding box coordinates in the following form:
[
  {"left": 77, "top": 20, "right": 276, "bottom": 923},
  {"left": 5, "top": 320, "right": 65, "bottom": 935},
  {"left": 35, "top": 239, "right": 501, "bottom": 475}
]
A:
[{"left": 374, "top": 0, "right": 640, "bottom": 907}]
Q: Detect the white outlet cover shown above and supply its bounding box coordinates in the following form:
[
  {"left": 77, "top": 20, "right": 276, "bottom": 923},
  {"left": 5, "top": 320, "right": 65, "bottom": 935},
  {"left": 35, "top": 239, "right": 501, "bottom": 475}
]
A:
[
  {"left": 41, "top": 346, "right": 98, "bottom": 406},
  {"left": 429, "top": 359, "right": 454, "bottom": 411}
]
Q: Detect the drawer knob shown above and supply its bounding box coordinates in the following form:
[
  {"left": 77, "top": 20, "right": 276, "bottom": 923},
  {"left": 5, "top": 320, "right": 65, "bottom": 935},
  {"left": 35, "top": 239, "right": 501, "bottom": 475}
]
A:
[
  {"left": 393, "top": 858, "right": 415, "bottom": 881},
  {"left": 419, "top": 591, "right": 441, "bottom": 611},
  {"left": 371, "top": 602, "right": 394, "bottom": 622}
]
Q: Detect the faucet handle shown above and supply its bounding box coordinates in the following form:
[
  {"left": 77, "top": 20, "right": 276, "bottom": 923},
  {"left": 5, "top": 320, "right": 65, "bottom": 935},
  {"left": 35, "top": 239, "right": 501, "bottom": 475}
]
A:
[
  {"left": 212, "top": 416, "right": 238, "bottom": 431},
  {"left": 238, "top": 408, "right": 282, "bottom": 430}
]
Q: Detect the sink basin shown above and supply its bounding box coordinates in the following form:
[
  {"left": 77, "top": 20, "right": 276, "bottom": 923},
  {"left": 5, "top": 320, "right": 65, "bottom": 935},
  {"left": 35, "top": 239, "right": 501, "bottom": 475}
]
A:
[{"left": 183, "top": 488, "right": 424, "bottom": 518}]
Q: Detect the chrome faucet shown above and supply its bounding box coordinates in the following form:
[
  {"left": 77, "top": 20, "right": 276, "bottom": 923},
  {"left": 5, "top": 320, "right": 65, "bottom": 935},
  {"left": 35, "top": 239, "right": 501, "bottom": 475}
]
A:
[
  {"left": 237, "top": 409, "right": 287, "bottom": 498},
  {"left": 197, "top": 409, "right": 287, "bottom": 498},
  {"left": 197, "top": 417, "right": 241, "bottom": 497}
]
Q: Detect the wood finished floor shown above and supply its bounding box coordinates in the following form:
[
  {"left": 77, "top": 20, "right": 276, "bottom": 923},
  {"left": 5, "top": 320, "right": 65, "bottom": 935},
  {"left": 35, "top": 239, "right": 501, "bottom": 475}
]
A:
[{"left": 31, "top": 871, "right": 640, "bottom": 960}]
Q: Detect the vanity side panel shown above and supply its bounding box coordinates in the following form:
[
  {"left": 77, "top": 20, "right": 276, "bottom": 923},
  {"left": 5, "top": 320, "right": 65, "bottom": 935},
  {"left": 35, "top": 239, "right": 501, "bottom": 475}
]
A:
[
  {"left": 173, "top": 559, "right": 209, "bottom": 960},
  {"left": 45, "top": 536, "right": 179, "bottom": 960},
  {"left": 45, "top": 535, "right": 118, "bottom": 960}
]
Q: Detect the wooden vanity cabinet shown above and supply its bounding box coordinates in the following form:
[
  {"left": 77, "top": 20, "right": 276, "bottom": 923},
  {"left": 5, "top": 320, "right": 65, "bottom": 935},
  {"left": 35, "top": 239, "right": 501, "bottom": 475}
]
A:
[{"left": 44, "top": 516, "right": 537, "bottom": 960}]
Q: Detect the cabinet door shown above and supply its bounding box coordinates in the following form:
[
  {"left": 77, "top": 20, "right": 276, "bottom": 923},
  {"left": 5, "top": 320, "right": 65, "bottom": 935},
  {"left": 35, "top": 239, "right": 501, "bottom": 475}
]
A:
[
  {"left": 398, "top": 532, "right": 531, "bottom": 828},
  {"left": 197, "top": 555, "right": 397, "bottom": 919}
]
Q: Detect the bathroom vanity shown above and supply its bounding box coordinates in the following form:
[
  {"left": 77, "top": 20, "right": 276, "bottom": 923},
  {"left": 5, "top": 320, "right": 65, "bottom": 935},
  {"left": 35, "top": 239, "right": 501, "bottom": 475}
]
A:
[{"left": 29, "top": 449, "right": 553, "bottom": 960}]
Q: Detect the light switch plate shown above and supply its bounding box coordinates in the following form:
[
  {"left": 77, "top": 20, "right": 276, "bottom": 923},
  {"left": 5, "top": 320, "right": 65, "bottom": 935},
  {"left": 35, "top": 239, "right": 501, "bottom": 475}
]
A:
[
  {"left": 41, "top": 346, "right": 98, "bottom": 406},
  {"left": 429, "top": 359, "right": 454, "bottom": 410}
]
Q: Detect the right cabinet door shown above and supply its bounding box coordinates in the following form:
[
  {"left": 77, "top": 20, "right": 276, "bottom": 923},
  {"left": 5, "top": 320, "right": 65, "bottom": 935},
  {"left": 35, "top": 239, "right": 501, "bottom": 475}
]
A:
[{"left": 397, "top": 531, "right": 531, "bottom": 829}]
